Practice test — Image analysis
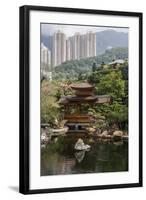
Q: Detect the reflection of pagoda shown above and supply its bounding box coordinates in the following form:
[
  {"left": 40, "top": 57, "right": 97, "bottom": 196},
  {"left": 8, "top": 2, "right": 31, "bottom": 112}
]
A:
[{"left": 58, "top": 83, "right": 111, "bottom": 132}]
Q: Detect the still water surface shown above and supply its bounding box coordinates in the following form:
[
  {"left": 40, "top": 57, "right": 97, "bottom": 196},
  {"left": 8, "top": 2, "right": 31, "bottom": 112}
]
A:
[{"left": 41, "top": 135, "right": 128, "bottom": 176}]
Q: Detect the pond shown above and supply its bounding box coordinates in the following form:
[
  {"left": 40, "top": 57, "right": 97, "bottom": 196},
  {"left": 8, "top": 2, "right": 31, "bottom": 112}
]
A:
[{"left": 41, "top": 134, "right": 128, "bottom": 176}]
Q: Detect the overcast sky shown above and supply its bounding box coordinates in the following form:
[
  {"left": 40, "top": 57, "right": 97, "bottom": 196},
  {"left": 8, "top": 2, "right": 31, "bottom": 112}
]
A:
[{"left": 41, "top": 24, "right": 128, "bottom": 36}]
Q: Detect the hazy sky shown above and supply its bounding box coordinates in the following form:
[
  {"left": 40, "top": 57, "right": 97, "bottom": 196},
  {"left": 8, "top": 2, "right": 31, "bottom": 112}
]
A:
[{"left": 41, "top": 24, "right": 128, "bottom": 36}]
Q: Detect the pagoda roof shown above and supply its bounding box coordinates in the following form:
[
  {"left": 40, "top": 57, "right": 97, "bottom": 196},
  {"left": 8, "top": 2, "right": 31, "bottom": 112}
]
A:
[
  {"left": 70, "top": 82, "right": 94, "bottom": 90},
  {"left": 67, "top": 96, "right": 97, "bottom": 102},
  {"left": 58, "top": 95, "right": 111, "bottom": 104}
]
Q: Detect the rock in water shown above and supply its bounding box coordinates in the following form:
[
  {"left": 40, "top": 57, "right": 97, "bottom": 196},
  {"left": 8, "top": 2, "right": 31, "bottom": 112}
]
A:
[
  {"left": 41, "top": 144, "right": 46, "bottom": 149},
  {"left": 41, "top": 132, "right": 49, "bottom": 144},
  {"left": 74, "top": 151, "right": 85, "bottom": 163},
  {"left": 74, "top": 138, "right": 91, "bottom": 151},
  {"left": 113, "top": 131, "right": 123, "bottom": 137},
  {"left": 101, "top": 130, "right": 108, "bottom": 137},
  {"left": 113, "top": 131, "right": 123, "bottom": 141}
]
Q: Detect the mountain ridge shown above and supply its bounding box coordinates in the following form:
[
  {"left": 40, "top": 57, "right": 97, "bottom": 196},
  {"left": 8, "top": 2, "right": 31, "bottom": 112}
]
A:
[{"left": 41, "top": 30, "right": 128, "bottom": 55}]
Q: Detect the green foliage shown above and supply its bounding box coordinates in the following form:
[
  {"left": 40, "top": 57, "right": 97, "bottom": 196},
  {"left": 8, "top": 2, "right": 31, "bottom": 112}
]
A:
[
  {"left": 41, "top": 81, "right": 60, "bottom": 124},
  {"left": 87, "top": 61, "right": 128, "bottom": 130},
  {"left": 106, "top": 104, "right": 128, "bottom": 130},
  {"left": 53, "top": 47, "right": 128, "bottom": 80},
  {"left": 96, "top": 70, "right": 125, "bottom": 101},
  {"left": 92, "top": 62, "right": 97, "bottom": 72},
  {"left": 87, "top": 108, "right": 107, "bottom": 129},
  {"left": 41, "top": 47, "right": 128, "bottom": 131}
]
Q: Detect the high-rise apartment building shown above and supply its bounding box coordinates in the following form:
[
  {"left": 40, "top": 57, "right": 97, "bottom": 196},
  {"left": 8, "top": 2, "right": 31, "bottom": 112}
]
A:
[
  {"left": 71, "top": 32, "right": 96, "bottom": 60},
  {"left": 52, "top": 30, "right": 66, "bottom": 67},
  {"left": 41, "top": 43, "right": 51, "bottom": 72},
  {"left": 66, "top": 39, "right": 72, "bottom": 61},
  {"left": 80, "top": 35, "right": 86, "bottom": 59},
  {"left": 85, "top": 32, "right": 96, "bottom": 57},
  {"left": 51, "top": 30, "right": 97, "bottom": 67},
  {"left": 72, "top": 32, "right": 81, "bottom": 60}
]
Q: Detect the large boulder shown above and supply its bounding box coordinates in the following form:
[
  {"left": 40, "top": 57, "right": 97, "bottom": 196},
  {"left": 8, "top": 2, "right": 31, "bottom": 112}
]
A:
[
  {"left": 74, "top": 138, "right": 91, "bottom": 151},
  {"left": 86, "top": 127, "right": 96, "bottom": 133},
  {"left": 113, "top": 131, "right": 124, "bottom": 137},
  {"left": 96, "top": 128, "right": 102, "bottom": 135},
  {"left": 113, "top": 131, "right": 124, "bottom": 140},
  {"left": 41, "top": 132, "right": 49, "bottom": 144},
  {"left": 101, "top": 130, "right": 108, "bottom": 137},
  {"left": 99, "top": 130, "right": 112, "bottom": 139}
]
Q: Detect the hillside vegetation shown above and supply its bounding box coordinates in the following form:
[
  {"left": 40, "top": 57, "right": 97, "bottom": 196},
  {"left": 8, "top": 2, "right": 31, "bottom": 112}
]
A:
[
  {"left": 53, "top": 47, "right": 128, "bottom": 80},
  {"left": 42, "top": 50, "right": 128, "bottom": 131}
]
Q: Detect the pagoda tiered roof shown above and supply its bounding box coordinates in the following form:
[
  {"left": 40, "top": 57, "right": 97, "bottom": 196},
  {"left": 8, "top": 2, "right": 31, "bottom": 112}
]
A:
[
  {"left": 70, "top": 82, "right": 94, "bottom": 97},
  {"left": 58, "top": 82, "right": 111, "bottom": 105},
  {"left": 58, "top": 95, "right": 111, "bottom": 105},
  {"left": 70, "top": 83, "right": 94, "bottom": 90},
  {"left": 58, "top": 83, "right": 111, "bottom": 125}
]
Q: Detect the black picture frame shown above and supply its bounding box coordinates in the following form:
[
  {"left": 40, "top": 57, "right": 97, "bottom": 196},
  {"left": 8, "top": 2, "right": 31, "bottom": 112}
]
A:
[{"left": 19, "top": 5, "right": 143, "bottom": 194}]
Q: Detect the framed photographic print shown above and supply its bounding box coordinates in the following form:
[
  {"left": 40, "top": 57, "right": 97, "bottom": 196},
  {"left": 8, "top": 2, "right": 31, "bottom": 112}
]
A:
[{"left": 19, "top": 5, "right": 143, "bottom": 194}]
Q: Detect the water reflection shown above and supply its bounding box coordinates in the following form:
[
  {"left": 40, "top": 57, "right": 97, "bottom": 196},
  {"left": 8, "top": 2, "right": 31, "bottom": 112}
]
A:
[
  {"left": 74, "top": 151, "right": 86, "bottom": 163},
  {"left": 41, "top": 135, "right": 128, "bottom": 176}
]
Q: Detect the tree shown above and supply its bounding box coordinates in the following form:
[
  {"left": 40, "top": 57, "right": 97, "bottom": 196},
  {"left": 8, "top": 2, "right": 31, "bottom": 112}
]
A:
[
  {"left": 92, "top": 62, "right": 97, "bottom": 72},
  {"left": 96, "top": 70, "right": 125, "bottom": 102},
  {"left": 41, "top": 95, "right": 60, "bottom": 124},
  {"left": 106, "top": 103, "right": 128, "bottom": 130},
  {"left": 54, "top": 47, "right": 128, "bottom": 80},
  {"left": 41, "top": 81, "right": 60, "bottom": 125},
  {"left": 92, "top": 69, "right": 128, "bottom": 130}
]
